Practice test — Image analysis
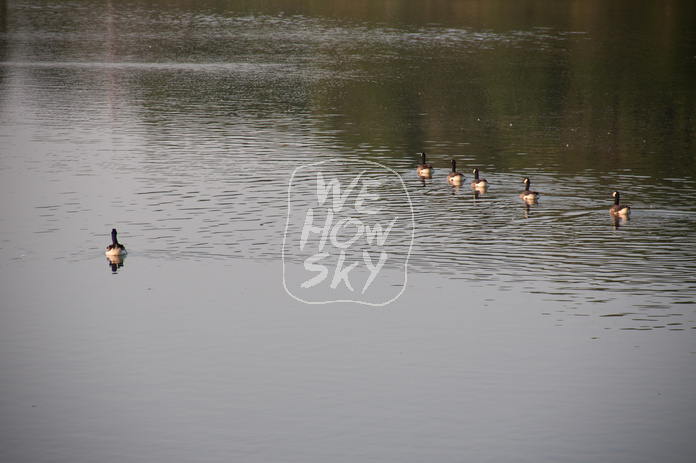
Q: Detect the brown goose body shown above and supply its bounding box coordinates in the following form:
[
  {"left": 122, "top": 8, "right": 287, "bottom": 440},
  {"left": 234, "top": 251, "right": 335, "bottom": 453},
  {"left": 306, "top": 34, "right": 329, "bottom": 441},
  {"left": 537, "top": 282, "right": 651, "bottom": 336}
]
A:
[
  {"left": 447, "top": 159, "right": 465, "bottom": 185},
  {"left": 471, "top": 168, "right": 489, "bottom": 190},
  {"left": 416, "top": 152, "right": 433, "bottom": 178},
  {"left": 609, "top": 191, "right": 631, "bottom": 217},
  {"left": 520, "top": 177, "right": 540, "bottom": 203},
  {"left": 105, "top": 228, "right": 127, "bottom": 256}
]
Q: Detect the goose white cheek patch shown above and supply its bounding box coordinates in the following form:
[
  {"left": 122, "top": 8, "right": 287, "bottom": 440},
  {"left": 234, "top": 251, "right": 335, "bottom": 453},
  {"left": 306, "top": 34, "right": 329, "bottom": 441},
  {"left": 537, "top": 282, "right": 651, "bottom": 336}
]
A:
[{"left": 283, "top": 159, "right": 414, "bottom": 306}]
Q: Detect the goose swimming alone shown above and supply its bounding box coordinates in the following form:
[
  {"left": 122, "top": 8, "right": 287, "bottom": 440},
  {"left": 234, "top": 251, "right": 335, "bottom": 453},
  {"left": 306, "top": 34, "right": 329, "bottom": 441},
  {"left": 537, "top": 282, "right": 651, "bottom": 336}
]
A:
[
  {"left": 105, "top": 228, "right": 127, "bottom": 257},
  {"left": 609, "top": 191, "right": 631, "bottom": 218}
]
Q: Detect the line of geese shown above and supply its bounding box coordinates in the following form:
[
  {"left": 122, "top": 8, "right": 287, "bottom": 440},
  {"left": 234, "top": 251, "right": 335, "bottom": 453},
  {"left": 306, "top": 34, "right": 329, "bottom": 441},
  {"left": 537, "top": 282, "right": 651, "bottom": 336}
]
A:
[
  {"left": 417, "top": 151, "right": 631, "bottom": 217},
  {"left": 105, "top": 153, "right": 632, "bottom": 257}
]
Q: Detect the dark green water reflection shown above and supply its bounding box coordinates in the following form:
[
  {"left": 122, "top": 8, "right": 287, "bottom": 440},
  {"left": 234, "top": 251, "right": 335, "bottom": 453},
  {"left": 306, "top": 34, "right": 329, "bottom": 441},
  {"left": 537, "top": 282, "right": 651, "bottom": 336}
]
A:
[{"left": 2, "top": 0, "right": 694, "bottom": 180}]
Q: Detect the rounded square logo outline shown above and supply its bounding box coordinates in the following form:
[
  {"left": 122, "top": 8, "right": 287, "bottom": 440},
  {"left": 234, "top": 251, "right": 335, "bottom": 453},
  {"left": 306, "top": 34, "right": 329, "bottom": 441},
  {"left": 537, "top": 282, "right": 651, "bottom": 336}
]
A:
[{"left": 282, "top": 159, "right": 414, "bottom": 306}]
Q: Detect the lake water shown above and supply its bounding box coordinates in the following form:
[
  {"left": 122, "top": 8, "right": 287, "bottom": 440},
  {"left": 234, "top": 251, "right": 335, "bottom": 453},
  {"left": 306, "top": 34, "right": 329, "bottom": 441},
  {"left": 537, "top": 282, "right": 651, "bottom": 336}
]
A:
[{"left": 1, "top": 1, "right": 695, "bottom": 461}]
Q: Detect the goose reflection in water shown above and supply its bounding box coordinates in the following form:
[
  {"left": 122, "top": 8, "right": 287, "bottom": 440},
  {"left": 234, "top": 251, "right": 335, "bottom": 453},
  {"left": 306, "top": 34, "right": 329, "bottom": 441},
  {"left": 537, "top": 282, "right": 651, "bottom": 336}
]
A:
[
  {"left": 612, "top": 215, "right": 623, "bottom": 230},
  {"left": 418, "top": 172, "right": 432, "bottom": 187},
  {"left": 523, "top": 202, "right": 534, "bottom": 218},
  {"left": 448, "top": 183, "right": 464, "bottom": 195},
  {"left": 611, "top": 212, "right": 633, "bottom": 231},
  {"left": 106, "top": 254, "right": 126, "bottom": 273}
]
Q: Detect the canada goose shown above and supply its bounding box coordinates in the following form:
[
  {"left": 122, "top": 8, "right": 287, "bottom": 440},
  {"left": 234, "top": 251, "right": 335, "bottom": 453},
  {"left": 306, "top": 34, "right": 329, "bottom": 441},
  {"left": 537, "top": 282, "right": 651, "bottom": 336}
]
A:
[
  {"left": 471, "top": 168, "right": 489, "bottom": 190},
  {"left": 416, "top": 152, "right": 433, "bottom": 178},
  {"left": 447, "top": 159, "right": 465, "bottom": 185},
  {"left": 609, "top": 191, "right": 631, "bottom": 217},
  {"left": 105, "top": 228, "right": 127, "bottom": 256},
  {"left": 520, "top": 178, "right": 540, "bottom": 203}
]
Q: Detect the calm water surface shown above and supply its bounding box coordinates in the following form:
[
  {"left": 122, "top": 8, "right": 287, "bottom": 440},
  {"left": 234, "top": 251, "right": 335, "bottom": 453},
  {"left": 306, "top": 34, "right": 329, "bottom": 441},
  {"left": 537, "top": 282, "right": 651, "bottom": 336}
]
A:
[{"left": 1, "top": 1, "right": 695, "bottom": 462}]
